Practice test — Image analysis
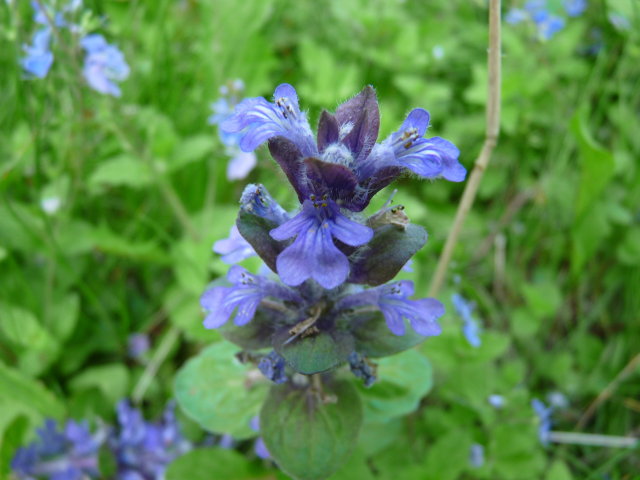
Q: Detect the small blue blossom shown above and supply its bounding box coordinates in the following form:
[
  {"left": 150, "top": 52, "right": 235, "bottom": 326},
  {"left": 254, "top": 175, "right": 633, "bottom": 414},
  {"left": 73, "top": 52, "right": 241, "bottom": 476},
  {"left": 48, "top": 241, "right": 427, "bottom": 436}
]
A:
[
  {"left": 11, "top": 419, "right": 103, "bottom": 480},
  {"left": 505, "top": 8, "right": 528, "bottom": 24},
  {"left": 249, "top": 417, "right": 271, "bottom": 460},
  {"left": 213, "top": 225, "right": 257, "bottom": 265},
  {"left": 367, "top": 108, "right": 466, "bottom": 182},
  {"left": 547, "top": 391, "right": 569, "bottom": 409},
  {"left": 127, "top": 333, "right": 150, "bottom": 359},
  {"left": 469, "top": 443, "right": 485, "bottom": 468},
  {"left": 80, "top": 34, "right": 129, "bottom": 97},
  {"left": 452, "top": 293, "right": 482, "bottom": 347},
  {"left": 608, "top": 12, "right": 631, "bottom": 31},
  {"left": 506, "top": 1, "right": 566, "bottom": 40},
  {"left": 564, "top": 0, "right": 586, "bottom": 17},
  {"left": 270, "top": 199, "right": 373, "bottom": 289},
  {"left": 348, "top": 352, "right": 376, "bottom": 387},
  {"left": 21, "top": 28, "right": 54, "bottom": 78},
  {"left": 258, "top": 350, "right": 288, "bottom": 384},
  {"left": 239, "top": 183, "right": 289, "bottom": 225},
  {"left": 488, "top": 394, "right": 505, "bottom": 409},
  {"left": 110, "top": 401, "right": 191, "bottom": 480},
  {"left": 338, "top": 281, "right": 444, "bottom": 336},
  {"left": 531, "top": 398, "right": 553, "bottom": 445},
  {"left": 201, "top": 265, "right": 301, "bottom": 329},
  {"left": 222, "top": 83, "right": 317, "bottom": 157},
  {"left": 209, "top": 80, "right": 258, "bottom": 180}
]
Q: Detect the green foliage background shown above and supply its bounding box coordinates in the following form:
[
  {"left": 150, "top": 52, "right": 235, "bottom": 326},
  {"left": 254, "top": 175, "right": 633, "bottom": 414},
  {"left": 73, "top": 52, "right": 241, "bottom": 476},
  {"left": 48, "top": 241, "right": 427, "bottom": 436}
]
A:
[{"left": 1, "top": 0, "right": 639, "bottom": 478}]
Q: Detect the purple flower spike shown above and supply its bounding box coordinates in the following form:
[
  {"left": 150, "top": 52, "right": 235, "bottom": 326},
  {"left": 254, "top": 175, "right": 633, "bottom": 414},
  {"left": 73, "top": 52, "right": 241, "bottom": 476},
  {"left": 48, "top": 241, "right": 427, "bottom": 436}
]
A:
[
  {"left": 221, "top": 83, "right": 317, "bottom": 157},
  {"left": 338, "top": 281, "right": 444, "bottom": 336},
  {"left": 201, "top": 265, "right": 300, "bottom": 328},
  {"left": 270, "top": 199, "right": 373, "bottom": 289},
  {"left": 213, "top": 225, "right": 256, "bottom": 265},
  {"left": 368, "top": 108, "right": 466, "bottom": 182}
]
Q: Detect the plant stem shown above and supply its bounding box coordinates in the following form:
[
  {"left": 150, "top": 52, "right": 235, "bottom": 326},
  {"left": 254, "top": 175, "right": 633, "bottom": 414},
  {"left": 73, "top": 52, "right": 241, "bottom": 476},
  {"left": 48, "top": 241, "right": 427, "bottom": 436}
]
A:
[
  {"left": 428, "top": 0, "right": 502, "bottom": 297},
  {"left": 549, "top": 431, "right": 638, "bottom": 448},
  {"left": 132, "top": 326, "right": 180, "bottom": 404}
]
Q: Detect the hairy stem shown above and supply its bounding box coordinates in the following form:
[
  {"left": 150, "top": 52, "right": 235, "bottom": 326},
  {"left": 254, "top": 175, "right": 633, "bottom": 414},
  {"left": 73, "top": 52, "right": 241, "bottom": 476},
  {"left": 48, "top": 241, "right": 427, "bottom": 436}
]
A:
[{"left": 428, "top": 0, "right": 502, "bottom": 297}]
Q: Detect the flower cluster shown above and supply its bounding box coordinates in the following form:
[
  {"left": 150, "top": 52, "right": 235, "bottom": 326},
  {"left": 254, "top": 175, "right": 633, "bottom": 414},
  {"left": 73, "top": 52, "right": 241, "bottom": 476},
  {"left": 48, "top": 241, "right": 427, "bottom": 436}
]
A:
[
  {"left": 110, "top": 401, "right": 192, "bottom": 480},
  {"left": 11, "top": 401, "right": 192, "bottom": 480},
  {"left": 209, "top": 80, "right": 258, "bottom": 180},
  {"left": 20, "top": 1, "right": 129, "bottom": 96},
  {"left": 11, "top": 419, "right": 104, "bottom": 480},
  {"left": 202, "top": 84, "right": 465, "bottom": 384},
  {"left": 505, "top": 0, "right": 587, "bottom": 40}
]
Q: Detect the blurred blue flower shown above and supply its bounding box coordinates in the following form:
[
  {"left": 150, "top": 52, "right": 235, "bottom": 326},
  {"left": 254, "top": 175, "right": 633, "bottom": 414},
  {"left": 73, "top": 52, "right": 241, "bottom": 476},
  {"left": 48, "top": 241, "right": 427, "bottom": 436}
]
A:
[
  {"left": 258, "top": 350, "right": 288, "bottom": 384},
  {"left": 506, "top": 1, "right": 566, "bottom": 40},
  {"left": 452, "top": 293, "right": 482, "bottom": 347},
  {"left": 608, "top": 12, "right": 631, "bottom": 31},
  {"left": 22, "top": 28, "right": 54, "bottom": 78},
  {"left": 488, "top": 394, "right": 505, "bottom": 408},
  {"left": 213, "top": 225, "right": 257, "bottom": 265},
  {"left": 505, "top": 8, "right": 528, "bottom": 24},
  {"left": 127, "top": 333, "right": 150, "bottom": 359},
  {"left": 564, "top": 0, "right": 586, "bottom": 17},
  {"left": 469, "top": 443, "right": 484, "bottom": 468},
  {"left": 547, "top": 391, "right": 569, "bottom": 409},
  {"left": 531, "top": 398, "right": 553, "bottom": 445},
  {"left": 209, "top": 80, "right": 258, "bottom": 180},
  {"left": 249, "top": 417, "right": 271, "bottom": 460},
  {"left": 80, "top": 34, "right": 129, "bottom": 97},
  {"left": 11, "top": 419, "right": 103, "bottom": 480},
  {"left": 110, "top": 401, "right": 191, "bottom": 480}
]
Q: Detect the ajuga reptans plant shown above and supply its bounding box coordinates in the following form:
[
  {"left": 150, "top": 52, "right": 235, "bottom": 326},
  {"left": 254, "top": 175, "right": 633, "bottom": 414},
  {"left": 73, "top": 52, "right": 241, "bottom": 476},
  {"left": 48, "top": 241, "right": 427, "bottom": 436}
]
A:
[{"left": 195, "top": 84, "right": 466, "bottom": 478}]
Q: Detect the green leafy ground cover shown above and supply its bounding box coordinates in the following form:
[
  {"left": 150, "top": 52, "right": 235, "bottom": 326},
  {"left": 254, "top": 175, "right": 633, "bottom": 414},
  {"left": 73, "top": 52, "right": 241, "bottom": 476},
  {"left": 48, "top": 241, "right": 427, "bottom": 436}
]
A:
[{"left": 1, "top": 0, "right": 639, "bottom": 478}]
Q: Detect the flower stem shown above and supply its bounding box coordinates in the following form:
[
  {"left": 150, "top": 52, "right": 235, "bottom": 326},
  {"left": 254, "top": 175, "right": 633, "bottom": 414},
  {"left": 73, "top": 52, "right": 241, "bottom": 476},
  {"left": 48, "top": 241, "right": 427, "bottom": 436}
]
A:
[{"left": 428, "top": 0, "right": 502, "bottom": 297}]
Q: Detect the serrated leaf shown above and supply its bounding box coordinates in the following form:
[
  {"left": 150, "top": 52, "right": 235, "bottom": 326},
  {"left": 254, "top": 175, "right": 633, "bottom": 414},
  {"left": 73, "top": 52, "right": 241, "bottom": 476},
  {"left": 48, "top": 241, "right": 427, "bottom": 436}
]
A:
[
  {"left": 358, "top": 349, "right": 432, "bottom": 423},
  {"left": 174, "top": 342, "right": 267, "bottom": 439},
  {"left": 261, "top": 379, "right": 363, "bottom": 480}
]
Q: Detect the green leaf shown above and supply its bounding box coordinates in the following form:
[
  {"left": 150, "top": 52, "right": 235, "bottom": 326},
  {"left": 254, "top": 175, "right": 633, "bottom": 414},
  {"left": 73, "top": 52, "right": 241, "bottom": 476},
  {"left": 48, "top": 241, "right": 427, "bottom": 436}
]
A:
[
  {"left": 220, "top": 309, "right": 275, "bottom": 351},
  {"left": 170, "top": 135, "right": 215, "bottom": 171},
  {"left": 174, "top": 342, "right": 267, "bottom": 439},
  {"left": 0, "top": 361, "right": 65, "bottom": 420},
  {"left": 166, "top": 448, "right": 261, "bottom": 480},
  {"left": 261, "top": 379, "right": 363, "bottom": 480},
  {"left": 0, "top": 302, "right": 57, "bottom": 351},
  {"left": 350, "top": 312, "right": 426, "bottom": 358},
  {"left": 491, "top": 423, "right": 546, "bottom": 479},
  {"left": 69, "top": 364, "right": 130, "bottom": 406},
  {"left": 88, "top": 154, "right": 152, "bottom": 191},
  {"left": 236, "top": 210, "right": 283, "bottom": 273},
  {"left": 0, "top": 414, "right": 29, "bottom": 479},
  {"left": 274, "top": 330, "right": 354, "bottom": 375},
  {"left": 571, "top": 112, "right": 615, "bottom": 219},
  {"left": 358, "top": 350, "right": 432, "bottom": 423},
  {"left": 421, "top": 430, "right": 473, "bottom": 480},
  {"left": 617, "top": 227, "right": 640, "bottom": 266},
  {"left": 545, "top": 460, "right": 573, "bottom": 480},
  {"left": 349, "top": 224, "right": 427, "bottom": 286},
  {"left": 50, "top": 293, "right": 80, "bottom": 341}
]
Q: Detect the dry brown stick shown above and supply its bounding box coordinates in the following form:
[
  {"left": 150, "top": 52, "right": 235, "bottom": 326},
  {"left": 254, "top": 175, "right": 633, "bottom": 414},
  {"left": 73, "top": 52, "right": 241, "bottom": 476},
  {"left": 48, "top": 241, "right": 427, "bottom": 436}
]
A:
[
  {"left": 576, "top": 352, "right": 640, "bottom": 429},
  {"left": 428, "top": 0, "right": 502, "bottom": 297}
]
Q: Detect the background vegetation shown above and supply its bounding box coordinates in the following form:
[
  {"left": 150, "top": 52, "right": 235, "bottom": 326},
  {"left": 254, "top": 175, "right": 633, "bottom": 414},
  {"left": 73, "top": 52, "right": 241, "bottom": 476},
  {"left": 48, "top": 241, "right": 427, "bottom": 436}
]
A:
[{"left": 1, "top": 0, "right": 639, "bottom": 478}]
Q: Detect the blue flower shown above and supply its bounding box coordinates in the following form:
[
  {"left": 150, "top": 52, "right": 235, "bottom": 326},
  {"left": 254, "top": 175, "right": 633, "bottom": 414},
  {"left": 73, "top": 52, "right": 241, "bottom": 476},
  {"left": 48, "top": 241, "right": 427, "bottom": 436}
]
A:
[
  {"left": 505, "top": 8, "right": 528, "bottom": 24},
  {"left": 221, "top": 83, "right": 317, "bottom": 157},
  {"left": 249, "top": 417, "right": 271, "bottom": 460},
  {"left": 564, "top": 0, "right": 586, "bottom": 17},
  {"left": 531, "top": 398, "right": 553, "bottom": 445},
  {"left": 127, "top": 333, "right": 150, "bottom": 359},
  {"left": 452, "top": 293, "right": 482, "bottom": 347},
  {"left": 80, "top": 34, "right": 129, "bottom": 97},
  {"left": 110, "top": 401, "right": 191, "bottom": 480},
  {"left": 213, "top": 225, "right": 257, "bottom": 265},
  {"left": 348, "top": 352, "right": 376, "bottom": 387},
  {"left": 223, "top": 84, "right": 465, "bottom": 214},
  {"left": 488, "top": 394, "right": 505, "bottom": 408},
  {"left": 469, "top": 443, "right": 485, "bottom": 468},
  {"left": 338, "top": 281, "right": 444, "bottom": 336},
  {"left": 270, "top": 198, "right": 373, "bottom": 289},
  {"left": 367, "top": 108, "right": 466, "bottom": 182},
  {"left": 525, "top": 1, "right": 566, "bottom": 40},
  {"left": 209, "top": 81, "right": 258, "bottom": 180},
  {"left": 239, "top": 183, "right": 289, "bottom": 225},
  {"left": 21, "top": 28, "right": 54, "bottom": 78},
  {"left": 201, "top": 265, "right": 301, "bottom": 328},
  {"left": 11, "top": 419, "right": 103, "bottom": 480},
  {"left": 258, "top": 350, "right": 288, "bottom": 384}
]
